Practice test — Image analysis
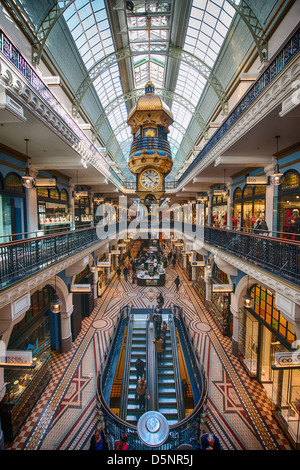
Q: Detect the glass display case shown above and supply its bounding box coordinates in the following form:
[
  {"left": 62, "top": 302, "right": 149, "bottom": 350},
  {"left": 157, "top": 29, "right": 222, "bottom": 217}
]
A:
[
  {"left": 272, "top": 366, "right": 300, "bottom": 449},
  {"left": 238, "top": 308, "right": 259, "bottom": 377},
  {"left": 38, "top": 201, "right": 72, "bottom": 227}
]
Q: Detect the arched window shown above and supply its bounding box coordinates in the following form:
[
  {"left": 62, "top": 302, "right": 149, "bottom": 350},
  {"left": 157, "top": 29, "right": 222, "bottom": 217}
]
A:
[
  {"left": 250, "top": 284, "right": 296, "bottom": 345},
  {"left": 243, "top": 185, "right": 253, "bottom": 198},
  {"left": 280, "top": 170, "right": 300, "bottom": 192},
  {"left": 49, "top": 188, "right": 60, "bottom": 200},
  {"left": 254, "top": 185, "right": 266, "bottom": 196},
  {"left": 233, "top": 187, "right": 242, "bottom": 200},
  {"left": 60, "top": 188, "right": 69, "bottom": 202},
  {"left": 4, "top": 172, "right": 24, "bottom": 193},
  {"left": 37, "top": 187, "right": 49, "bottom": 198}
]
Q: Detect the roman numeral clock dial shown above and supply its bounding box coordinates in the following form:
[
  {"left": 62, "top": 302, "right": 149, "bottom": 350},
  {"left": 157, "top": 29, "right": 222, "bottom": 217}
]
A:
[{"left": 140, "top": 169, "right": 160, "bottom": 189}]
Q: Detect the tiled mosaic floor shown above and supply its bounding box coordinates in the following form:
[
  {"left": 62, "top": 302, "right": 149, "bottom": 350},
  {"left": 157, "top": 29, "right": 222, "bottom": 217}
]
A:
[{"left": 7, "top": 257, "right": 293, "bottom": 451}]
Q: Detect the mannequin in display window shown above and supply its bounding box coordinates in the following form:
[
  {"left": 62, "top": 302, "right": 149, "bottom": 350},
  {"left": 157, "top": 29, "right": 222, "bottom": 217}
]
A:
[{"left": 288, "top": 208, "right": 300, "bottom": 240}]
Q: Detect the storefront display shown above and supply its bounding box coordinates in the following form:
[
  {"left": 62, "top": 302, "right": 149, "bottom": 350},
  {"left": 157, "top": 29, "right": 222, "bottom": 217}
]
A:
[
  {"left": 232, "top": 185, "right": 266, "bottom": 232},
  {"left": 208, "top": 264, "right": 231, "bottom": 335},
  {"left": 211, "top": 195, "right": 227, "bottom": 228},
  {"left": 0, "top": 172, "right": 26, "bottom": 240},
  {"left": 0, "top": 285, "right": 54, "bottom": 441},
  {"left": 38, "top": 187, "right": 71, "bottom": 232},
  {"left": 75, "top": 195, "right": 92, "bottom": 227},
  {"left": 239, "top": 284, "right": 296, "bottom": 390},
  {"left": 272, "top": 362, "right": 300, "bottom": 449},
  {"left": 277, "top": 170, "right": 300, "bottom": 239}
]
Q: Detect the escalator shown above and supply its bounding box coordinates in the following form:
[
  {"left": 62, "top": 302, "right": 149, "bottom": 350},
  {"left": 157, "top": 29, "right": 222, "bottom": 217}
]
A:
[
  {"left": 156, "top": 325, "right": 179, "bottom": 424},
  {"left": 126, "top": 318, "right": 148, "bottom": 426}
]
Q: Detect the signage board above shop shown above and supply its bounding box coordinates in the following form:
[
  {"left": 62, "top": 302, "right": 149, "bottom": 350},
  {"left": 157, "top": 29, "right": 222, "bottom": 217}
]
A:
[
  {"left": 191, "top": 261, "right": 205, "bottom": 266},
  {"left": 274, "top": 351, "right": 300, "bottom": 369},
  {"left": 213, "top": 190, "right": 226, "bottom": 196},
  {"left": 35, "top": 178, "right": 57, "bottom": 187},
  {"left": 70, "top": 284, "right": 92, "bottom": 293},
  {"left": 246, "top": 176, "right": 269, "bottom": 185},
  {"left": 212, "top": 284, "right": 234, "bottom": 293}
]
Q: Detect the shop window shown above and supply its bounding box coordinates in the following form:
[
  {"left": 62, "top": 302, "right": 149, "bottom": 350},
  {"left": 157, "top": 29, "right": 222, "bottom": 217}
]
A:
[
  {"left": 233, "top": 187, "right": 242, "bottom": 200},
  {"left": 212, "top": 264, "right": 229, "bottom": 284},
  {"left": 281, "top": 170, "right": 300, "bottom": 191},
  {"left": 60, "top": 188, "right": 69, "bottom": 202},
  {"left": 37, "top": 187, "right": 49, "bottom": 198},
  {"left": 243, "top": 185, "right": 253, "bottom": 198},
  {"left": 49, "top": 188, "right": 59, "bottom": 200},
  {"left": 4, "top": 173, "right": 24, "bottom": 193},
  {"left": 0, "top": 172, "right": 4, "bottom": 189},
  {"left": 250, "top": 284, "right": 296, "bottom": 345},
  {"left": 254, "top": 185, "right": 266, "bottom": 196}
]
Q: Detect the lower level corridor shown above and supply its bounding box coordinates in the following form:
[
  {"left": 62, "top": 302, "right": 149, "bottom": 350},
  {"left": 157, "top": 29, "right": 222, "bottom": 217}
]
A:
[{"left": 7, "top": 258, "right": 293, "bottom": 451}]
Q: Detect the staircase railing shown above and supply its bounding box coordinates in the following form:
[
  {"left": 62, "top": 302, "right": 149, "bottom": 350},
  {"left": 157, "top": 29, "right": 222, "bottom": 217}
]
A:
[
  {"left": 169, "top": 314, "right": 185, "bottom": 421},
  {"left": 119, "top": 311, "right": 134, "bottom": 421}
]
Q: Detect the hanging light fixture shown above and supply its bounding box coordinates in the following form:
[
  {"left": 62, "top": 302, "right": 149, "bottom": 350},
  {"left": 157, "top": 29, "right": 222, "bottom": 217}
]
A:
[
  {"left": 21, "top": 139, "right": 35, "bottom": 189},
  {"left": 270, "top": 136, "right": 284, "bottom": 186},
  {"left": 50, "top": 276, "right": 62, "bottom": 314},
  {"left": 243, "top": 275, "right": 253, "bottom": 309}
]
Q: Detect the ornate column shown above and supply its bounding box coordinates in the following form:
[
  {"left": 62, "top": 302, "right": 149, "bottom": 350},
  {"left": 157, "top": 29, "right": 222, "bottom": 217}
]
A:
[
  {"left": 60, "top": 304, "right": 73, "bottom": 353},
  {"left": 26, "top": 169, "right": 38, "bottom": 236},
  {"left": 264, "top": 164, "right": 276, "bottom": 235},
  {"left": 69, "top": 183, "right": 76, "bottom": 230},
  {"left": 230, "top": 303, "right": 240, "bottom": 357}
]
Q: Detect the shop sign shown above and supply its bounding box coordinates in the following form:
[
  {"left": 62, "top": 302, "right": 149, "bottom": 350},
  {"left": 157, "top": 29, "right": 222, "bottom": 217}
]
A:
[
  {"left": 75, "top": 191, "right": 88, "bottom": 197},
  {"left": 191, "top": 261, "right": 205, "bottom": 266},
  {"left": 70, "top": 284, "right": 92, "bottom": 293},
  {"left": 174, "top": 243, "right": 184, "bottom": 247},
  {"left": 212, "top": 284, "right": 234, "bottom": 293},
  {"left": 214, "top": 190, "right": 225, "bottom": 195},
  {"left": 97, "top": 262, "right": 111, "bottom": 267},
  {"left": 0, "top": 349, "right": 33, "bottom": 367},
  {"left": 274, "top": 351, "right": 300, "bottom": 368},
  {"left": 246, "top": 176, "right": 269, "bottom": 185},
  {"left": 110, "top": 250, "right": 121, "bottom": 255},
  {"left": 35, "top": 178, "right": 57, "bottom": 187}
]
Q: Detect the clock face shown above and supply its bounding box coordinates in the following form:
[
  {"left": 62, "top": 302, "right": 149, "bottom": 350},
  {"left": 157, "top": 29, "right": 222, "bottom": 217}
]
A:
[{"left": 141, "top": 169, "right": 160, "bottom": 189}]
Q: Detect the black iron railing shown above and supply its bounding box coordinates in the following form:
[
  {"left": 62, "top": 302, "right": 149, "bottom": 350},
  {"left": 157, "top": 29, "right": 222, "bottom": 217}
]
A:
[
  {"left": 203, "top": 225, "right": 300, "bottom": 285},
  {"left": 0, "top": 222, "right": 299, "bottom": 290},
  {"left": 0, "top": 223, "right": 119, "bottom": 289}
]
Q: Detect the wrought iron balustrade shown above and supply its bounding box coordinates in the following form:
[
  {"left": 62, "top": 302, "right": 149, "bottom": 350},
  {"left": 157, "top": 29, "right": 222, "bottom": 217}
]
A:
[
  {"left": 203, "top": 226, "right": 300, "bottom": 286},
  {"left": 0, "top": 224, "right": 119, "bottom": 289}
]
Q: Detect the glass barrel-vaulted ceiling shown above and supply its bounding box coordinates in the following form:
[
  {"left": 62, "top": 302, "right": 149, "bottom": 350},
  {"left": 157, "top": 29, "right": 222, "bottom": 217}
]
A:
[{"left": 62, "top": 0, "right": 239, "bottom": 180}]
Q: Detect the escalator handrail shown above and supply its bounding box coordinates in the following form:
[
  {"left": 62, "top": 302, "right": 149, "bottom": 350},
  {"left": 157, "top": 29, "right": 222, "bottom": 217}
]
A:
[
  {"left": 169, "top": 314, "right": 185, "bottom": 421},
  {"left": 119, "top": 313, "right": 135, "bottom": 420}
]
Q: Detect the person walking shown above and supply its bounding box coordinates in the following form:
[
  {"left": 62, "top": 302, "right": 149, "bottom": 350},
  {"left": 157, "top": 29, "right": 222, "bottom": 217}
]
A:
[
  {"left": 117, "top": 267, "right": 121, "bottom": 280},
  {"left": 157, "top": 292, "right": 164, "bottom": 307},
  {"left": 135, "top": 376, "right": 149, "bottom": 410},
  {"left": 123, "top": 265, "right": 128, "bottom": 281},
  {"left": 201, "top": 433, "right": 221, "bottom": 450},
  {"left": 135, "top": 357, "right": 145, "bottom": 381},
  {"left": 153, "top": 336, "right": 163, "bottom": 359},
  {"left": 153, "top": 309, "right": 162, "bottom": 338},
  {"left": 116, "top": 433, "right": 129, "bottom": 450},
  {"left": 172, "top": 257, "right": 176, "bottom": 268},
  {"left": 174, "top": 275, "right": 180, "bottom": 291},
  {"left": 89, "top": 427, "right": 108, "bottom": 450}
]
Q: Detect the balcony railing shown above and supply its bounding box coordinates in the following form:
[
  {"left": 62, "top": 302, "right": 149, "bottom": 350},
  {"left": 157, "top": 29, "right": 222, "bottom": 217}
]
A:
[
  {"left": 0, "top": 222, "right": 299, "bottom": 291},
  {"left": 203, "top": 225, "right": 300, "bottom": 285},
  {"left": 0, "top": 224, "right": 120, "bottom": 290}
]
